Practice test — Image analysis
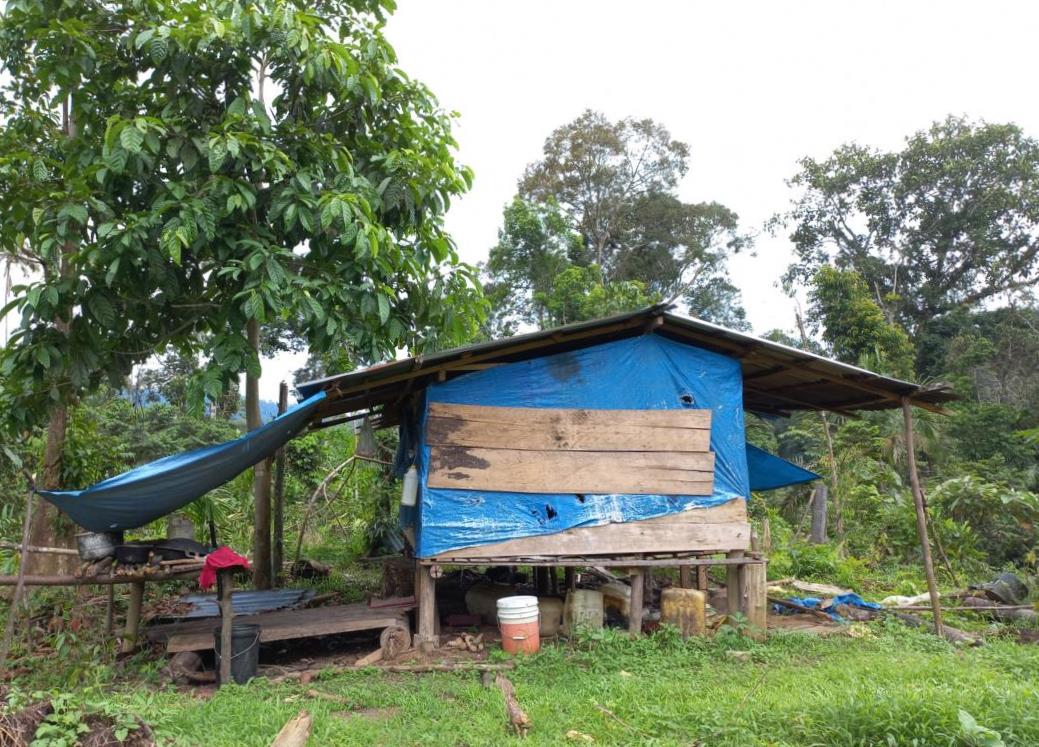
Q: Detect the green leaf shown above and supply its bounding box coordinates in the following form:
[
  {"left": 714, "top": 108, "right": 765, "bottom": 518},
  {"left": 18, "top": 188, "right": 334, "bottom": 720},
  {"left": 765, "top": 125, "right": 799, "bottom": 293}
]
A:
[
  {"left": 377, "top": 293, "right": 390, "bottom": 324},
  {"left": 120, "top": 126, "right": 143, "bottom": 153},
  {"left": 88, "top": 294, "right": 116, "bottom": 327}
]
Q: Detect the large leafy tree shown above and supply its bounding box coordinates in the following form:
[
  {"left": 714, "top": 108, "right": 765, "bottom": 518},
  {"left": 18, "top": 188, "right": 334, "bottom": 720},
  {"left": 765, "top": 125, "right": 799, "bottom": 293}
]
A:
[
  {"left": 778, "top": 117, "right": 1039, "bottom": 339},
  {"left": 0, "top": 0, "right": 483, "bottom": 580},
  {"left": 492, "top": 110, "right": 748, "bottom": 329}
]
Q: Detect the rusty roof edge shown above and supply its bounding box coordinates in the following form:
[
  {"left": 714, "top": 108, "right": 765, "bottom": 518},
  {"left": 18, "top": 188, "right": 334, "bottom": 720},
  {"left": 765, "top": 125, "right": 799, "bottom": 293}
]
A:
[{"left": 295, "top": 306, "right": 957, "bottom": 409}]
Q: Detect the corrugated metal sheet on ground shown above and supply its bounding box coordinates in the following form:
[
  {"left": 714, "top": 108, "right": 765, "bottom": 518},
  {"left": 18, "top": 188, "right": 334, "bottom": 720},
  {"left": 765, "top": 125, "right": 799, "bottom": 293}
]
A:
[{"left": 178, "top": 588, "right": 316, "bottom": 618}]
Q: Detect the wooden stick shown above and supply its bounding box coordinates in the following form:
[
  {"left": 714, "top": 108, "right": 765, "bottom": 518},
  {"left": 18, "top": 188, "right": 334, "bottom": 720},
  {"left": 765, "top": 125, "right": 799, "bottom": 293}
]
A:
[
  {"left": 902, "top": 397, "right": 943, "bottom": 638},
  {"left": 894, "top": 604, "right": 1034, "bottom": 612},
  {"left": 121, "top": 580, "right": 144, "bottom": 653},
  {"left": 0, "top": 485, "right": 36, "bottom": 669},
  {"left": 218, "top": 569, "right": 233, "bottom": 686},
  {"left": 273, "top": 381, "right": 288, "bottom": 586},
  {"left": 895, "top": 612, "right": 978, "bottom": 646},
  {"left": 494, "top": 673, "right": 531, "bottom": 735},
  {"left": 0, "top": 569, "right": 199, "bottom": 586},
  {"left": 0, "top": 540, "right": 79, "bottom": 556}
]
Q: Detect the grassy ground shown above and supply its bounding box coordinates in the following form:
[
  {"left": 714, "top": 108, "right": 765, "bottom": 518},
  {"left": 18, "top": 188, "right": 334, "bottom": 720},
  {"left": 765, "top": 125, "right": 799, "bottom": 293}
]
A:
[{"left": 13, "top": 621, "right": 1034, "bottom": 747}]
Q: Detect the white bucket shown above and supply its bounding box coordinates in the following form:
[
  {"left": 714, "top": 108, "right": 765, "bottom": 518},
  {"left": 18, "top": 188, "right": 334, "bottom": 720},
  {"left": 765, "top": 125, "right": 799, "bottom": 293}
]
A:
[{"left": 496, "top": 595, "right": 539, "bottom": 624}]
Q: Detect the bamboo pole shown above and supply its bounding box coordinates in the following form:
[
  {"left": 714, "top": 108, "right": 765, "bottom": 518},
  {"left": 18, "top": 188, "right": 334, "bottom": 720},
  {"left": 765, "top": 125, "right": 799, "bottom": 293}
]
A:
[
  {"left": 902, "top": 397, "right": 943, "bottom": 637},
  {"left": 0, "top": 540, "right": 79, "bottom": 556}
]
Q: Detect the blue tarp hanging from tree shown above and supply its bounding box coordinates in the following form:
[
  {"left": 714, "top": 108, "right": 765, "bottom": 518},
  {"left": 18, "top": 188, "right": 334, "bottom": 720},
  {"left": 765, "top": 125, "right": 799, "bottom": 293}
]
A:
[
  {"left": 745, "top": 443, "right": 819, "bottom": 491},
  {"left": 38, "top": 391, "right": 326, "bottom": 532}
]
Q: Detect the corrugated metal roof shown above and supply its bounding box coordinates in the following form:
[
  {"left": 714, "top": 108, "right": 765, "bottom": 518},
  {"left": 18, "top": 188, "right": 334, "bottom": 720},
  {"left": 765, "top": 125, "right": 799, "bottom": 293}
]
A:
[
  {"left": 296, "top": 306, "right": 956, "bottom": 424},
  {"left": 177, "top": 588, "right": 316, "bottom": 618}
]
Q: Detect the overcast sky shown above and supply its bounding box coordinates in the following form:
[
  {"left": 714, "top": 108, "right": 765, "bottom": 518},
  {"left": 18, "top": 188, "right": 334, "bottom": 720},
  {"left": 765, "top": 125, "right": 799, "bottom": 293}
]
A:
[{"left": 273, "top": 0, "right": 1039, "bottom": 397}]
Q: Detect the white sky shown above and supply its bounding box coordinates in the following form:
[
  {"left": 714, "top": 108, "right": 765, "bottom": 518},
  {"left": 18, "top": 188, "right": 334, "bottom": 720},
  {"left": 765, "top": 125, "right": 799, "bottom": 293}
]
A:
[{"left": 270, "top": 0, "right": 1039, "bottom": 398}]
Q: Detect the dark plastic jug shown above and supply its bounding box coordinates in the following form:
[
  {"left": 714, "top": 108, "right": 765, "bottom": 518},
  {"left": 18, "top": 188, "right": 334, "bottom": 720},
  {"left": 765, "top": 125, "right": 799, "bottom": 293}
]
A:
[{"left": 213, "top": 622, "right": 261, "bottom": 684}]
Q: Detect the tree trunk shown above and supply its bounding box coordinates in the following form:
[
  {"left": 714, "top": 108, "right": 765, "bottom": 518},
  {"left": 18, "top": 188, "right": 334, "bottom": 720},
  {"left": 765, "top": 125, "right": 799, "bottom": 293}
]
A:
[
  {"left": 902, "top": 397, "right": 943, "bottom": 638},
  {"left": 27, "top": 386, "right": 74, "bottom": 577},
  {"left": 272, "top": 381, "right": 288, "bottom": 586},
  {"left": 247, "top": 318, "right": 272, "bottom": 590},
  {"left": 809, "top": 483, "right": 828, "bottom": 544}
]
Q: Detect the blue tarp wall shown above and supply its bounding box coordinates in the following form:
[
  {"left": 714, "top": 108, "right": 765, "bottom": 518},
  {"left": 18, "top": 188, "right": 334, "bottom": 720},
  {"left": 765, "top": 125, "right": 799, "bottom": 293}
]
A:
[{"left": 402, "top": 334, "right": 752, "bottom": 557}]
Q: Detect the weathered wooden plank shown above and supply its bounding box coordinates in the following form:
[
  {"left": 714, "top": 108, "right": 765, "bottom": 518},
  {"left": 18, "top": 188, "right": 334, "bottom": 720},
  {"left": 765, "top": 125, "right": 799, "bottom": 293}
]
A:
[
  {"left": 428, "top": 447, "right": 715, "bottom": 495},
  {"left": 431, "top": 516, "right": 750, "bottom": 559},
  {"left": 427, "top": 416, "right": 710, "bottom": 453},
  {"left": 427, "top": 403, "right": 712, "bottom": 430}
]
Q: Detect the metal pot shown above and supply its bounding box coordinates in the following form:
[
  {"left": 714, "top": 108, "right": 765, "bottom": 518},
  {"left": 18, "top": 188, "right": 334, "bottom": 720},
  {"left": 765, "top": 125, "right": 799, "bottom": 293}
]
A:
[{"left": 75, "top": 531, "right": 123, "bottom": 561}]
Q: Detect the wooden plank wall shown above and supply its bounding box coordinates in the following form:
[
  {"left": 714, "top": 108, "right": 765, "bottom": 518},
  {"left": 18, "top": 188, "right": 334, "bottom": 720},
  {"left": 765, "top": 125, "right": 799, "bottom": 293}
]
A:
[
  {"left": 425, "top": 404, "right": 714, "bottom": 495},
  {"left": 431, "top": 498, "right": 750, "bottom": 560}
]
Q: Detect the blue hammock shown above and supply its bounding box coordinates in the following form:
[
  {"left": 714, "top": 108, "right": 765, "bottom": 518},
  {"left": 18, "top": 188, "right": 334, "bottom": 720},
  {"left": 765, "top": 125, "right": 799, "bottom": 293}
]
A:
[{"left": 38, "top": 391, "right": 326, "bottom": 532}]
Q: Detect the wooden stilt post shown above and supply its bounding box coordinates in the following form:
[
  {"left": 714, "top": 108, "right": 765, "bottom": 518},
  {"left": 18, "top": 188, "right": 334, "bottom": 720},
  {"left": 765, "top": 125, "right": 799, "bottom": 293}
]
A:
[
  {"left": 105, "top": 585, "right": 114, "bottom": 636},
  {"left": 696, "top": 565, "right": 709, "bottom": 592},
  {"left": 726, "top": 550, "right": 743, "bottom": 616},
  {"left": 218, "top": 569, "right": 234, "bottom": 685},
  {"left": 628, "top": 568, "right": 644, "bottom": 636},
  {"left": 272, "top": 381, "right": 288, "bottom": 587},
  {"left": 679, "top": 565, "right": 692, "bottom": 589},
  {"left": 415, "top": 561, "right": 437, "bottom": 653},
  {"left": 902, "top": 397, "right": 943, "bottom": 638},
  {"left": 121, "top": 580, "right": 145, "bottom": 653},
  {"left": 740, "top": 562, "right": 767, "bottom": 639},
  {"left": 564, "top": 566, "right": 576, "bottom": 593}
]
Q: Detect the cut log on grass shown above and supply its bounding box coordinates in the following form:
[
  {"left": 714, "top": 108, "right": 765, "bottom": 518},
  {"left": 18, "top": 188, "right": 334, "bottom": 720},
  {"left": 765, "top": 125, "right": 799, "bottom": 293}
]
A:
[
  {"left": 895, "top": 612, "right": 980, "bottom": 647},
  {"left": 493, "top": 673, "right": 531, "bottom": 736},
  {"left": 270, "top": 710, "right": 311, "bottom": 747}
]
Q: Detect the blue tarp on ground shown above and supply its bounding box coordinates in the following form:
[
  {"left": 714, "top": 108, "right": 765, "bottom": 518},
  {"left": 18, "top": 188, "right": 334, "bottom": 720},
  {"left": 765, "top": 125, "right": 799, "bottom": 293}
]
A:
[
  {"left": 405, "top": 334, "right": 751, "bottom": 557},
  {"left": 38, "top": 391, "right": 326, "bottom": 532},
  {"left": 746, "top": 443, "right": 820, "bottom": 491}
]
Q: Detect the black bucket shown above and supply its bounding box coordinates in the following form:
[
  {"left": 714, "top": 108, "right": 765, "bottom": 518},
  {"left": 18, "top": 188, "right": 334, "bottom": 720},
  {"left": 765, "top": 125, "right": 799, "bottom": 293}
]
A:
[{"left": 213, "top": 623, "right": 261, "bottom": 685}]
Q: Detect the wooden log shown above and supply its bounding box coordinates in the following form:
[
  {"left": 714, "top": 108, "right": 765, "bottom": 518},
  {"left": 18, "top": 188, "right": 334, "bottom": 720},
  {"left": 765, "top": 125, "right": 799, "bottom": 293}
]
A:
[
  {"left": 121, "top": 580, "right": 145, "bottom": 653},
  {"left": 355, "top": 648, "right": 384, "bottom": 667},
  {"left": 902, "top": 397, "right": 943, "bottom": 638},
  {"left": 696, "top": 565, "right": 709, "bottom": 591},
  {"left": 895, "top": 612, "right": 979, "bottom": 646},
  {"left": 628, "top": 568, "right": 644, "bottom": 636},
  {"left": 415, "top": 560, "right": 437, "bottom": 653},
  {"left": 218, "top": 569, "right": 233, "bottom": 686},
  {"left": 0, "top": 540, "right": 79, "bottom": 556},
  {"left": 564, "top": 567, "right": 576, "bottom": 592},
  {"left": 493, "top": 673, "right": 531, "bottom": 736},
  {"left": 768, "top": 596, "right": 832, "bottom": 622},
  {"left": 270, "top": 710, "right": 311, "bottom": 747}
]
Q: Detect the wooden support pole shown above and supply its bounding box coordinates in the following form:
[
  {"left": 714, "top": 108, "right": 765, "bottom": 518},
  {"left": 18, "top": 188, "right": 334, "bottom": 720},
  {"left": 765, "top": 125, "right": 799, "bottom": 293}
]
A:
[
  {"left": 273, "top": 381, "right": 288, "bottom": 586},
  {"left": 679, "top": 565, "right": 693, "bottom": 589},
  {"left": 902, "top": 397, "right": 943, "bottom": 638},
  {"left": 0, "top": 485, "right": 36, "bottom": 669},
  {"left": 628, "top": 568, "right": 644, "bottom": 636},
  {"left": 740, "top": 562, "right": 768, "bottom": 639},
  {"left": 415, "top": 560, "right": 437, "bottom": 653},
  {"left": 726, "top": 550, "right": 743, "bottom": 615},
  {"left": 105, "top": 585, "right": 114, "bottom": 636},
  {"left": 218, "top": 569, "right": 234, "bottom": 686},
  {"left": 696, "top": 565, "right": 709, "bottom": 592},
  {"left": 564, "top": 566, "right": 576, "bottom": 593},
  {"left": 120, "top": 580, "right": 145, "bottom": 653}
]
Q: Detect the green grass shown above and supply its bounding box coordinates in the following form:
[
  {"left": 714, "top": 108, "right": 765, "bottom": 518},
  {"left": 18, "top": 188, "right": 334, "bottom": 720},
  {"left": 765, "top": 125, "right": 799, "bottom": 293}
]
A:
[{"left": 16, "top": 622, "right": 1034, "bottom": 747}]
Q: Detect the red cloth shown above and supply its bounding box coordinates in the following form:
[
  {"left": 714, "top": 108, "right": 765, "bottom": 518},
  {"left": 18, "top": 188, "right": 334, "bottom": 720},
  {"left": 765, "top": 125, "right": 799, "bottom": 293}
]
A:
[{"left": 199, "top": 546, "right": 250, "bottom": 590}]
